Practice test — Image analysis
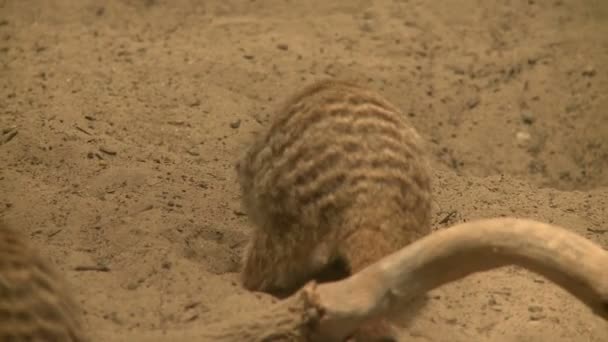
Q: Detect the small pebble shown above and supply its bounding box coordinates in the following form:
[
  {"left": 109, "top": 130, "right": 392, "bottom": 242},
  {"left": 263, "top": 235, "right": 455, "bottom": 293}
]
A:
[
  {"left": 516, "top": 131, "right": 531, "bottom": 146},
  {"left": 186, "top": 148, "right": 200, "bottom": 156},
  {"left": 467, "top": 98, "right": 480, "bottom": 109},
  {"left": 521, "top": 111, "right": 535, "bottom": 124},
  {"left": 582, "top": 66, "right": 596, "bottom": 77},
  {"left": 529, "top": 312, "right": 545, "bottom": 321},
  {"left": 99, "top": 146, "right": 117, "bottom": 155},
  {"left": 277, "top": 43, "right": 289, "bottom": 51},
  {"left": 230, "top": 119, "right": 241, "bottom": 129},
  {"left": 233, "top": 210, "right": 247, "bottom": 216}
]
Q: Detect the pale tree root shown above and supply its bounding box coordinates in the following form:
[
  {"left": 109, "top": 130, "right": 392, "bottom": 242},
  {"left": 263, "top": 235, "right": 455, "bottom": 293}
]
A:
[{"left": 200, "top": 217, "right": 608, "bottom": 342}]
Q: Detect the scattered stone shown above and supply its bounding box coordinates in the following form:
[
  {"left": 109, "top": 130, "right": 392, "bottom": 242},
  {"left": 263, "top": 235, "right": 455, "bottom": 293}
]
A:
[
  {"left": 528, "top": 305, "right": 545, "bottom": 321},
  {"left": 581, "top": 66, "right": 596, "bottom": 77},
  {"left": 521, "top": 111, "right": 535, "bottom": 124},
  {"left": 75, "top": 125, "right": 92, "bottom": 135},
  {"left": 233, "top": 210, "right": 247, "bottom": 217},
  {"left": 167, "top": 120, "right": 188, "bottom": 126},
  {"left": 99, "top": 146, "right": 117, "bottom": 155},
  {"left": 466, "top": 97, "right": 480, "bottom": 109},
  {"left": 1, "top": 126, "right": 17, "bottom": 145},
  {"left": 516, "top": 131, "right": 531, "bottom": 146},
  {"left": 126, "top": 282, "right": 139, "bottom": 290},
  {"left": 243, "top": 54, "right": 254, "bottom": 60},
  {"left": 182, "top": 309, "right": 199, "bottom": 322},
  {"left": 277, "top": 43, "right": 289, "bottom": 51},
  {"left": 186, "top": 147, "right": 200, "bottom": 156},
  {"left": 230, "top": 119, "right": 241, "bottom": 129},
  {"left": 74, "top": 264, "right": 110, "bottom": 272}
]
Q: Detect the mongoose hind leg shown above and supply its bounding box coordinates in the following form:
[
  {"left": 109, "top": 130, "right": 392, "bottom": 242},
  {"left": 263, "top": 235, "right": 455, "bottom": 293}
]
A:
[{"left": 340, "top": 228, "right": 406, "bottom": 342}]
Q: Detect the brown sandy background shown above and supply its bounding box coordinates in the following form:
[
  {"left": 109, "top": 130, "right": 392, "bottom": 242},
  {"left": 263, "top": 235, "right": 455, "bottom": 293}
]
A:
[{"left": 1, "top": 0, "right": 607, "bottom": 341}]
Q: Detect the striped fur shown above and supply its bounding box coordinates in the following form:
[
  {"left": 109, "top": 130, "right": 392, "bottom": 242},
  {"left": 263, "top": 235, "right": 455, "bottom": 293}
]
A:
[
  {"left": 237, "top": 79, "right": 432, "bottom": 295},
  {"left": 0, "top": 221, "right": 87, "bottom": 341}
]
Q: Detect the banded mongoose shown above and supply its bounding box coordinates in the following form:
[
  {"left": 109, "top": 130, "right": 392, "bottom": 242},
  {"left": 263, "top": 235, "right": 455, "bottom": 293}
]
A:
[
  {"left": 236, "top": 79, "right": 433, "bottom": 340},
  {"left": 0, "top": 221, "right": 86, "bottom": 341}
]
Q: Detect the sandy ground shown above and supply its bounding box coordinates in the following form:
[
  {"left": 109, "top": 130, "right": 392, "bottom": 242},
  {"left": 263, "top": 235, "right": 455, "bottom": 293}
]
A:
[{"left": 1, "top": 0, "right": 607, "bottom": 341}]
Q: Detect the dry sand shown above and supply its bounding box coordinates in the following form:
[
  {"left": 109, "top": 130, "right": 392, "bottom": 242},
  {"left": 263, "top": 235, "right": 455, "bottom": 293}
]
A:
[{"left": 1, "top": 0, "right": 607, "bottom": 341}]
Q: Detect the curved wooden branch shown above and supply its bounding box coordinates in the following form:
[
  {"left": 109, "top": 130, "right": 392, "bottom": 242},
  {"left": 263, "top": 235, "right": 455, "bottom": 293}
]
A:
[{"left": 200, "top": 217, "right": 607, "bottom": 341}]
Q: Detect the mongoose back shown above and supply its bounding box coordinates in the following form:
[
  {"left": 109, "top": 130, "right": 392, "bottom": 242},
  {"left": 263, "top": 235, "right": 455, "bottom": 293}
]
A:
[
  {"left": 0, "top": 221, "right": 86, "bottom": 341},
  {"left": 236, "top": 80, "right": 432, "bottom": 340}
]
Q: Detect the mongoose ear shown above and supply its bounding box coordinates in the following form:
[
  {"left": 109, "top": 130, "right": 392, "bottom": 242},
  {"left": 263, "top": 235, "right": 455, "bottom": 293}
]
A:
[{"left": 200, "top": 218, "right": 607, "bottom": 341}]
